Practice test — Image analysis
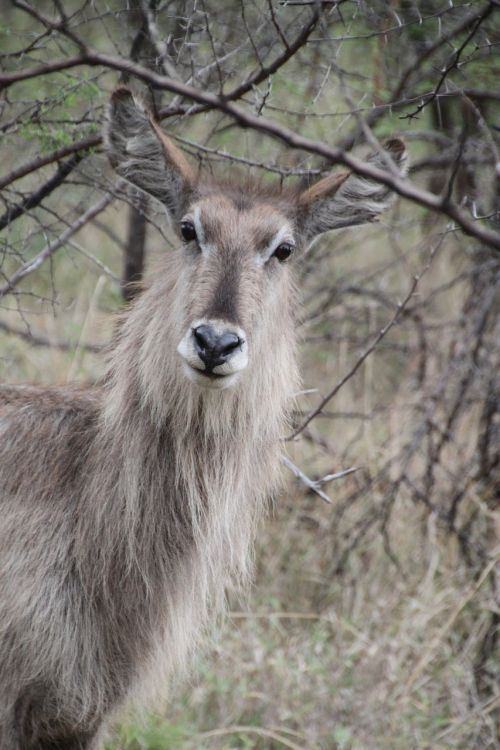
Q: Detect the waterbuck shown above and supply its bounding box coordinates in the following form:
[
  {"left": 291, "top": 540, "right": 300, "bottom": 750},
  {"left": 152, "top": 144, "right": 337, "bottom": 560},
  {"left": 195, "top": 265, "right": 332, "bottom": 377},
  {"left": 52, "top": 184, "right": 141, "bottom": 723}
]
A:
[{"left": 0, "top": 88, "right": 407, "bottom": 749}]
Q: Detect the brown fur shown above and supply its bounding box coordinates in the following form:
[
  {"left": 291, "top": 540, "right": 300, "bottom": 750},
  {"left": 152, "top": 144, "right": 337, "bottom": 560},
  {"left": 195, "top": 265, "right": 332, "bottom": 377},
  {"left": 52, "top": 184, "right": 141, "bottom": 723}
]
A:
[{"left": 0, "top": 89, "right": 407, "bottom": 749}]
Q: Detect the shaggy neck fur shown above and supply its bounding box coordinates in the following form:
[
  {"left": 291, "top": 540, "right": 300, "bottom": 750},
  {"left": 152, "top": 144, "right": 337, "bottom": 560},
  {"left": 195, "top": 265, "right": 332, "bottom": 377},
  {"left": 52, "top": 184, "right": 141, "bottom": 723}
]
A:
[{"left": 73, "top": 251, "right": 299, "bottom": 721}]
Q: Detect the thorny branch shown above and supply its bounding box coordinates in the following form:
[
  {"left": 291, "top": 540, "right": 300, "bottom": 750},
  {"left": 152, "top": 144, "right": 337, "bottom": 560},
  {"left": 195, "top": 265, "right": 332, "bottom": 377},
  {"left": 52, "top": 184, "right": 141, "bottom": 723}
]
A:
[
  {"left": 401, "top": 1, "right": 499, "bottom": 120},
  {"left": 2, "top": 43, "right": 500, "bottom": 252}
]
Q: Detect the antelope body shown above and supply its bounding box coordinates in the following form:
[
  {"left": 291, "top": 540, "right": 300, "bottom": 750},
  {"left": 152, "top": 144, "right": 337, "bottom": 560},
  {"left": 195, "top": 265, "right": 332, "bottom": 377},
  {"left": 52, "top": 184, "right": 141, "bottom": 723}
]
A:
[{"left": 0, "top": 89, "right": 406, "bottom": 749}]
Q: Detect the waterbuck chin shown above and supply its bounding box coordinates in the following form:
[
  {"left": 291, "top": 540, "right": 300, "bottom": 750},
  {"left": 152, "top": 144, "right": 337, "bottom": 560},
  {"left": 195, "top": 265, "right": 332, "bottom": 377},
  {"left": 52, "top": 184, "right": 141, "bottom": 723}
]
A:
[{"left": 0, "top": 88, "right": 407, "bottom": 750}]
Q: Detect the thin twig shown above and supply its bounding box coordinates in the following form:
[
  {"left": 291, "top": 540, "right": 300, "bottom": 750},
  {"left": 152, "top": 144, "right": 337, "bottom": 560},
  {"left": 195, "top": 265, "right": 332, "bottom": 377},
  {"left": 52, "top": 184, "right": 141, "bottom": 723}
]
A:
[
  {"left": 281, "top": 454, "right": 357, "bottom": 503},
  {"left": 287, "top": 273, "right": 424, "bottom": 440},
  {"left": 0, "top": 193, "right": 113, "bottom": 300}
]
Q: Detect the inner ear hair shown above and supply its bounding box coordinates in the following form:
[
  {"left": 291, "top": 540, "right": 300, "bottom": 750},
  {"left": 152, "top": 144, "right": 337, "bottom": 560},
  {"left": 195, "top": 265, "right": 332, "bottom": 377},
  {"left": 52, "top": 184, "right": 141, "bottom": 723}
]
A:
[
  {"left": 296, "top": 137, "right": 408, "bottom": 240},
  {"left": 298, "top": 137, "right": 407, "bottom": 207},
  {"left": 105, "top": 87, "right": 195, "bottom": 211}
]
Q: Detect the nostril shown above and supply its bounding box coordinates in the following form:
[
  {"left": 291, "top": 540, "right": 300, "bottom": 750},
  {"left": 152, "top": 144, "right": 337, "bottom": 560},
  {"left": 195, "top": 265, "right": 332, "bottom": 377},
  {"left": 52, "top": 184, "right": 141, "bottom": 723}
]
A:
[
  {"left": 218, "top": 332, "right": 242, "bottom": 357},
  {"left": 193, "top": 325, "right": 214, "bottom": 354}
]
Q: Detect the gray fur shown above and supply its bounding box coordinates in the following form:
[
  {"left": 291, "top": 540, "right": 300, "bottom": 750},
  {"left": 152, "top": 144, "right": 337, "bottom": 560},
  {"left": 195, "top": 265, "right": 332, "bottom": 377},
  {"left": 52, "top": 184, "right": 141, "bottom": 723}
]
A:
[{"left": 0, "top": 89, "right": 406, "bottom": 749}]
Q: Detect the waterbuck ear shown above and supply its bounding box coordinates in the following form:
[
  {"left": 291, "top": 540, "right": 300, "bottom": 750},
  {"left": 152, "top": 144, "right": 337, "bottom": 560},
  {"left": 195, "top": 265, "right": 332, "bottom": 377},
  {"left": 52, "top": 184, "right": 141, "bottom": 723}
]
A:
[
  {"left": 297, "top": 138, "right": 408, "bottom": 244},
  {"left": 105, "top": 87, "right": 195, "bottom": 218}
]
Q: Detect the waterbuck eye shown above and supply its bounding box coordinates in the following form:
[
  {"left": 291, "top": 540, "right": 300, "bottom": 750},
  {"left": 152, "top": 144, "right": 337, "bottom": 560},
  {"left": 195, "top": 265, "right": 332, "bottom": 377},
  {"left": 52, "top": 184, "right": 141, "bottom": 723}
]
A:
[
  {"left": 180, "top": 221, "right": 197, "bottom": 242},
  {"left": 273, "top": 242, "right": 294, "bottom": 263}
]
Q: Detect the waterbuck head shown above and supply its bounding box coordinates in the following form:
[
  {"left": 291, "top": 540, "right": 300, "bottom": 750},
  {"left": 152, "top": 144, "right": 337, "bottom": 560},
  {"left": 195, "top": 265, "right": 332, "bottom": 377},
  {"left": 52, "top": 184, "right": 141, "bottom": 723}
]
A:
[{"left": 106, "top": 88, "right": 407, "bottom": 392}]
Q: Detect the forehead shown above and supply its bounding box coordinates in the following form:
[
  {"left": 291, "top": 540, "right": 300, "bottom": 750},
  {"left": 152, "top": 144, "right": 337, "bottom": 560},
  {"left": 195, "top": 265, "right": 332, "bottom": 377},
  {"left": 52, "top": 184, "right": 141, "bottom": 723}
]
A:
[{"left": 188, "top": 193, "right": 294, "bottom": 246}]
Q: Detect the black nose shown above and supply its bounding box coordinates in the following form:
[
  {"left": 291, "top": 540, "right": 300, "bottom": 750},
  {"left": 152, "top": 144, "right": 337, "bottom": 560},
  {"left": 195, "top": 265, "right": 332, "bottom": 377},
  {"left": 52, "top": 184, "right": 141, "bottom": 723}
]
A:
[{"left": 193, "top": 325, "right": 242, "bottom": 371}]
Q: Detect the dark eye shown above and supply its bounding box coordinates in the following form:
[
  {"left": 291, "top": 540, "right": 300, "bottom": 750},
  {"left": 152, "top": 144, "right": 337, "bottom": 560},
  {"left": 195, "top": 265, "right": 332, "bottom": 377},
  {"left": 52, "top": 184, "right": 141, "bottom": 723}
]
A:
[
  {"left": 180, "top": 221, "right": 197, "bottom": 242},
  {"left": 273, "top": 243, "right": 294, "bottom": 262}
]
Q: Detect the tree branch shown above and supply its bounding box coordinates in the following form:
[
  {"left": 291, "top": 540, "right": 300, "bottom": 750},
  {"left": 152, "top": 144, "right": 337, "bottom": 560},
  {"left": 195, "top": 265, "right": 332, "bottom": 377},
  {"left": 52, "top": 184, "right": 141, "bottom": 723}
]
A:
[
  {"left": 287, "top": 272, "right": 424, "bottom": 440},
  {"left": 0, "top": 193, "right": 113, "bottom": 300}
]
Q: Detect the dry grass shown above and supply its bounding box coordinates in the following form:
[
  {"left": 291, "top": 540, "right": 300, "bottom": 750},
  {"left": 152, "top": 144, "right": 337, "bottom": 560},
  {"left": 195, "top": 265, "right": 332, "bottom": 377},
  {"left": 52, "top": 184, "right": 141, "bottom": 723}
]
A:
[{"left": 107, "top": 491, "right": 499, "bottom": 749}]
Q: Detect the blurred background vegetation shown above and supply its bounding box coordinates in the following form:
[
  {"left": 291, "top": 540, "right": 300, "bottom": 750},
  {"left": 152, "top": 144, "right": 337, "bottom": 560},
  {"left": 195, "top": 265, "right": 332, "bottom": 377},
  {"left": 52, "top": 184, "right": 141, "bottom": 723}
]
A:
[{"left": 0, "top": 1, "right": 499, "bottom": 748}]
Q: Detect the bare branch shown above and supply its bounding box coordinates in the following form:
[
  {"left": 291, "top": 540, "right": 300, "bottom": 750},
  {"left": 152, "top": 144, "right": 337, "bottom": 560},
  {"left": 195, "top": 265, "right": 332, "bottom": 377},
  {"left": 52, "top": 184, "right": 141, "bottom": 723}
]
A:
[
  {"left": 288, "top": 271, "right": 425, "bottom": 440},
  {"left": 0, "top": 193, "right": 113, "bottom": 300},
  {"left": 0, "top": 318, "right": 102, "bottom": 352}
]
